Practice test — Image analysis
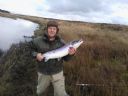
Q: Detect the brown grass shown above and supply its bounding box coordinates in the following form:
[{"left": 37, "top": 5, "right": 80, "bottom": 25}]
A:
[
  {"left": 34, "top": 20, "right": 128, "bottom": 96},
  {"left": 0, "top": 12, "right": 128, "bottom": 96}
]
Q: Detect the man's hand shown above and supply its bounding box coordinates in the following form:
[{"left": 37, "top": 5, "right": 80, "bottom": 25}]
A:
[
  {"left": 36, "top": 53, "right": 44, "bottom": 61},
  {"left": 68, "top": 47, "right": 76, "bottom": 55}
]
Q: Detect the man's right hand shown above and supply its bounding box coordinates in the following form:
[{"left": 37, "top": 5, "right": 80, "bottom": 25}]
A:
[{"left": 36, "top": 53, "right": 44, "bottom": 61}]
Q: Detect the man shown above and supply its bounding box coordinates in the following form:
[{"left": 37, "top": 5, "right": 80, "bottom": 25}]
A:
[{"left": 31, "top": 20, "right": 76, "bottom": 96}]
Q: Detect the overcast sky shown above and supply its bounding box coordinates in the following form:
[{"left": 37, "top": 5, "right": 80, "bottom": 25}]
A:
[{"left": 0, "top": 0, "right": 128, "bottom": 25}]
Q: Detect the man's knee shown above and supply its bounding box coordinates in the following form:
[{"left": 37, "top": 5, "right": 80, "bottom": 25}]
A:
[
  {"left": 37, "top": 87, "right": 48, "bottom": 96},
  {"left": 37, "top": 72, "right": 51, "bottom": 95},
  {"left": 53, "top": 78, "right": 69, "bottom": 96},
  {"left": 36, "top": 87, "right": 43, "bottom": 96}
]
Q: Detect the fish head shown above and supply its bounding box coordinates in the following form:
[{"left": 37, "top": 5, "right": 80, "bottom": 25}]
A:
[{"left": 71, "top": 39, "right": 83, "bottom": 49}]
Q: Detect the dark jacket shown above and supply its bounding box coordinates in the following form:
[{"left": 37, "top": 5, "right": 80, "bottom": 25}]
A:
[{"left": 30, "top": 33, "right": 72, "bottom": 75}]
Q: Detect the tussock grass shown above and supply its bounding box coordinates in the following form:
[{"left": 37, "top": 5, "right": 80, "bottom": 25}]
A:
[
  {"left": 34, "top": 22, "right": 128, "bottom": 95},
  {"left": 0, "top": 12, "right": 128, "bottom": 96}
]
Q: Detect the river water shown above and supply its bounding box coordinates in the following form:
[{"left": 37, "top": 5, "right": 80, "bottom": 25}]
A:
[{"left": 0, "top": 17, "right": 38, "bottom": 51}]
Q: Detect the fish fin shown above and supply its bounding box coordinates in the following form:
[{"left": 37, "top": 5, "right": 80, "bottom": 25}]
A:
[
  {"left": 57, "top": 58, "right": 61, "bottom": 61},
  {"left": 44, "top": 58, "right": 49, "bottom": 62}
]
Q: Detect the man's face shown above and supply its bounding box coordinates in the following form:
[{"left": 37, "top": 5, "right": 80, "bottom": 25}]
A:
[{"left": 47, "top": 26, "right": 57, "bottom": 38}]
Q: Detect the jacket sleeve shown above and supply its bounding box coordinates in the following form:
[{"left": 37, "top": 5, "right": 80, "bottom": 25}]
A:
[
  {"left": 63, "top": 54, "right": 74, "bottom": 62},
  {"left": 29, "top": 39, "right": 38, "bottom": 58}
]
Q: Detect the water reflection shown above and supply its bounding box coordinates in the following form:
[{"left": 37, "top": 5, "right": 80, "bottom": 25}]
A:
[{"left": 0, "top": 17, "right": 38, "bottom": 51}]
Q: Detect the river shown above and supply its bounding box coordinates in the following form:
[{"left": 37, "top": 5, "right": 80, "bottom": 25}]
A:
[{"left": 0, "top": 17, "right": 38, "bottom": 51}]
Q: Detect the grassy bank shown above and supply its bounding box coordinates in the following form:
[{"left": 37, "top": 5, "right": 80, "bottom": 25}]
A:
[
  {"left": 0, "top": 12, "right": 128, "bottom": 96},
  {"left": 33, "top": 20, "right": 128, "bottom": 96}
]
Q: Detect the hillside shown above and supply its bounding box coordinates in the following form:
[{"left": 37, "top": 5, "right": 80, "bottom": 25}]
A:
[
  {"left": 0, "top": 12, "right": 128, "bottom": 96},
  {"left": 0, "top": 9, "right": 10, "bottom": 13}
]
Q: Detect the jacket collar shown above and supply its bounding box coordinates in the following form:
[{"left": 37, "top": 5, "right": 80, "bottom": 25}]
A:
[{"left": 42, "top": 32, "right": 60, "bottom": 42}]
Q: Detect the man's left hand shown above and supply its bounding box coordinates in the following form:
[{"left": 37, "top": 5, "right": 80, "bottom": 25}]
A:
[{"left": 68, "top": 47, "right": 76, "bottom": 55}]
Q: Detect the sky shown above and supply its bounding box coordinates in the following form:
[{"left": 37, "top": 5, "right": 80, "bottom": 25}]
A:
[{"left": 0, "top": 0, "right": 128, "bottom": 25}]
